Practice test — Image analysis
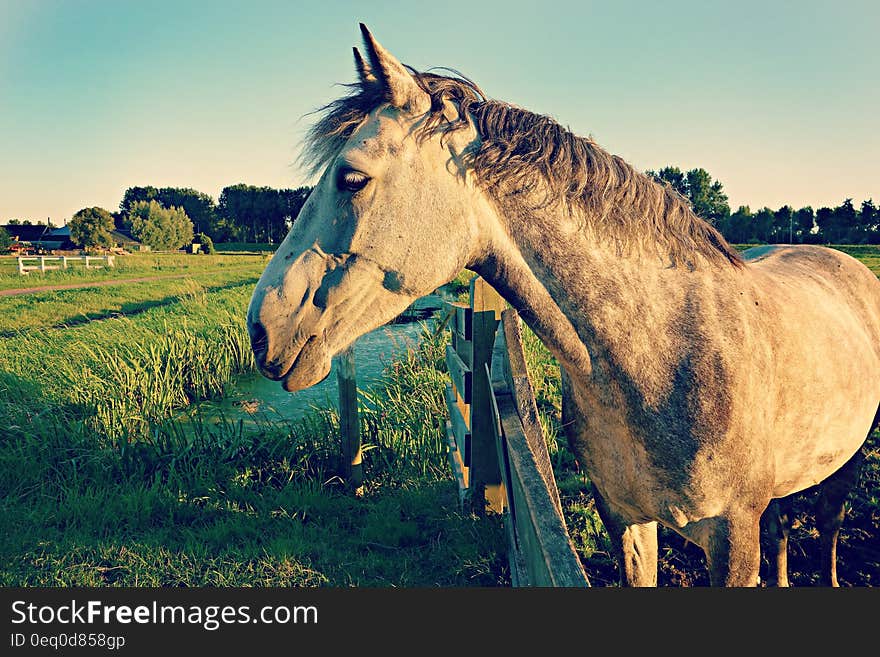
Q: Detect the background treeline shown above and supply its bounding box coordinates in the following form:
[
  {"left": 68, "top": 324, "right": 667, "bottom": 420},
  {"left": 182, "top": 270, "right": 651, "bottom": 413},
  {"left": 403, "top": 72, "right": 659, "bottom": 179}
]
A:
[
  {"left": 118, "top": 184, "right": 312, "bottom": 244},
  {"left": 6, "top": 171, "right": 876, "bottom": 247},
  {"left": 648, "top": 166, "right": 880, "bottom": 245}
]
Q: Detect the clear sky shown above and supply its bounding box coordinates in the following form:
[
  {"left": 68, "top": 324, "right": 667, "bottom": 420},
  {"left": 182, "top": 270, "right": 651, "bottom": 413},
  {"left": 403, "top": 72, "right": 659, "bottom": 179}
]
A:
[{"left": 1, "top": 0, "right": 877, "bottom": 224}]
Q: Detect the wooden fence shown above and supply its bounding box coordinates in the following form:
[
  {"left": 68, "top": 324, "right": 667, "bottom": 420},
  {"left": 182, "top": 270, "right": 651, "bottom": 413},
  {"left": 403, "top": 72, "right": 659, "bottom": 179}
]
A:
[
  {"left": 18, "top": 255, "right": 115, "bottom": 275},
  {"left": 332, "top": 276, "right": 589, "bottom": 585},
  {"left": 443, "top": 276, "right": 590, "bottom": 586}
]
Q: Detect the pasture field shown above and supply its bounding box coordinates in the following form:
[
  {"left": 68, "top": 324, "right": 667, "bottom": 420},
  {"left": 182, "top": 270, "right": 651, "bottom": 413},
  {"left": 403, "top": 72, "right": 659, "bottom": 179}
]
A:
[
  {"left": 0, "top": 245, "right": 876, "bottom": 587},
  {"left": 0, "top": 253, "right": 267, "bottom": 291},
  {"left": 0, "top": 270, "right": 263, "bottom": 334}
]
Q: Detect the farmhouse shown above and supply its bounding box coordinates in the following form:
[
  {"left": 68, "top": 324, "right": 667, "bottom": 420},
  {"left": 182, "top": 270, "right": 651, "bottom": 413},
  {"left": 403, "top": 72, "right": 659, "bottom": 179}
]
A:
[{"left": 1, "top": 224, "right": 143, "bottom": 253}]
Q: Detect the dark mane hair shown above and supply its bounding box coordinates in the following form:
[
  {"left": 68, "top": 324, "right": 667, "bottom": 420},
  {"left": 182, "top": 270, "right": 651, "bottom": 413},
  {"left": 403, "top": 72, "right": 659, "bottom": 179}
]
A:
[{"left": 303, "top": 68, "right": 743, "bottom": 268}]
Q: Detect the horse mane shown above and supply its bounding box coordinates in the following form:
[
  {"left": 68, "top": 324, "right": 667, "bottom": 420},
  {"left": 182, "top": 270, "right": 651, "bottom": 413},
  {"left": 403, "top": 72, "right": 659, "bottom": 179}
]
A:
[{"left": 303, "top": 69, "right": 743, "bottom": 269}]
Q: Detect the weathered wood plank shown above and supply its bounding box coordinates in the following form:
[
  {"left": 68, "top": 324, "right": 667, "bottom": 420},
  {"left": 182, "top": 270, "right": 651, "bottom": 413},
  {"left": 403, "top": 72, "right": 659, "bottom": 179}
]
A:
[
  {"left": 452, "top": 384, "right": 470, "bottom": 431},
  {"left": 444, "top": 384, "right": 471, "bottom": 466},
  {"left": 489, "top": 310, "right": 589, "bottom": 587},
  {"left": 497, "top": 390, "right": 590, "bottom": 586},
  {"left": 487, "top": 366, "right": 528, "bottom": 586},
  {"left": 334, "top": 345, "right": 362, "bottom": 492},
  {"left": 445, "top": 420, "right": 469, "bottom": 503},
  {"left": 453, "top": 332, "right": 473, "bottom": 369},
  {"left": 445, "top": 344, "right": 472, "bottom": 400},
  {"left": 454, "top": 304, "right": 472, "bottom": 340},
  {"left": 500, "top": 310, "right": 563, "bottom": 514},
  {"left": 469, "top": 307, "right": 505, "bottom": 515},
  {"left": 470, "top": 277, "right": 507, "bottom": 318}
]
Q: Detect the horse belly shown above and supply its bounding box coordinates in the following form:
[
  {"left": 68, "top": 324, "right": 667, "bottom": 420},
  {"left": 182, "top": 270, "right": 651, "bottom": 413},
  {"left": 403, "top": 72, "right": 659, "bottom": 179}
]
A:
[{"left": 756, "top": 274, "right": 880, "bottom": 497}]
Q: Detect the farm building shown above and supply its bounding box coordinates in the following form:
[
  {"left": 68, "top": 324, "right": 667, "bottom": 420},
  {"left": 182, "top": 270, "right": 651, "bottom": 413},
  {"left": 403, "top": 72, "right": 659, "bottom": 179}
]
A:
[{"left": 1, "top": 224, "right": 144, "bottom": 253}]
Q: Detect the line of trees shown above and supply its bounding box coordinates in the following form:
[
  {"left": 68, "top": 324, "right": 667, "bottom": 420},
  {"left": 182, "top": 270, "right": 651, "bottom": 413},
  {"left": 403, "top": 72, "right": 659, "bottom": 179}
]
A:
[
  {"left": 648, "top": 166, "right": 879, "bottom": 245},
  {"left": 119, "top": 184, "right": 311, "bottom": 244}
]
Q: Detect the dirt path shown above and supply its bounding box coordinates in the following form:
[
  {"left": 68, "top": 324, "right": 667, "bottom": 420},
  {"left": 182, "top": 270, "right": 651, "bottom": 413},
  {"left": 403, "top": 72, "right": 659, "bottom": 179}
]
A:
[{"left": 0, "top": 269, "right": 254, "bottom": 297}]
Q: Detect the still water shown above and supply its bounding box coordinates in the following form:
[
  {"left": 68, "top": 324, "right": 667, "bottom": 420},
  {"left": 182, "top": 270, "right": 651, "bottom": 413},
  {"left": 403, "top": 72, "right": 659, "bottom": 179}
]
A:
[{"left": 190, "top": 295, "right": 447, "bottom": 427}]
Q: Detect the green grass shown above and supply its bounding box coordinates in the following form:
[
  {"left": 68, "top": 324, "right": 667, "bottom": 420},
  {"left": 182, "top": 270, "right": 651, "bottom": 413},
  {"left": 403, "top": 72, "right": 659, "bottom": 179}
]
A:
[
  {"left": 0, "top": 270, "right": 263, "bottom": 334},
  {"left": 0, "top": 252, "right": 268, "bottom": 290},
  {"left": 0, "top": 271, "right": 507, "bottom": 586}
]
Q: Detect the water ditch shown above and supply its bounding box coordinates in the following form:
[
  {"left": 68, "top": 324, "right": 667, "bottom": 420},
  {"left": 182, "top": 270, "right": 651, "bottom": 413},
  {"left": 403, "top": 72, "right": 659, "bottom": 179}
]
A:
[{"left": 186, "top": 293, "right": 450, "bottom": 428}]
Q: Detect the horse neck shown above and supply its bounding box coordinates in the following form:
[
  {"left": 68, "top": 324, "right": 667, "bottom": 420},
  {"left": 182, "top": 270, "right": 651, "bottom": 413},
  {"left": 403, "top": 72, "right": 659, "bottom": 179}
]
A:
[{"left": 474, "top": 204, "right": 738, "bottom": 386}]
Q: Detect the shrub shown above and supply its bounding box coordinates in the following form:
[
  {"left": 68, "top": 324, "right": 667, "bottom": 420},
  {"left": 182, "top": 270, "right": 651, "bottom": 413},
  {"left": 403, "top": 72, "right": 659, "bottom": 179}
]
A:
[{"left": 193, "top": 232, "right": 215, "bottom": 254}]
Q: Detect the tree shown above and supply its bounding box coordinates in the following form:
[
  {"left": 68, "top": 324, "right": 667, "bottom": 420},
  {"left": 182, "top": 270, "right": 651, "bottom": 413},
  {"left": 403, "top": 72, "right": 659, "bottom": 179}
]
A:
[
  {"left": 69, "top": 207, "right": 116, "bottom": 250},
  {"left": 815, "top": 206, "right": 836, "bottom": 243},
  {"left": 685, "top": 168, "right": 730, "bottom": 225},
  {"left": 218, "top": 184, "right": 312, "bottom": 243},
  {"left": 129, "top": 200, "right": 194, "bottom": 251},
  {"left": 0, "top": 227, "right": 12, "bottom": 253},
  {"left": 860, "top": 199, "right": 878, "bottom": 244},
  {"left": 835, "top": 199, "right": 858, "bottom": 243},
  {"left": 647, "top": 166, "right": 729, "bottom": 226},
  {"left": 120, "top": 186, "right": 219, "bottom": 236},
  {"left": 156, "top": 187, "right": 217, "bottom": 236},
  {"left": 772, "top": 205, "right": 794, "bottom": 243},
  {"left": 120, "top": 186, "right": 159, "bottom": 216},
  {"left": 648, "top": 166, "right": 687, "bottom": 196},
  {"left": 794, "top": 207, "right": 815, "bottom": 243},
  {"left": 725, "top": 206, "right": 753, "bottom": 244},
  {"left": 752, "top": 207, "right": 775, "bottom": 243}
]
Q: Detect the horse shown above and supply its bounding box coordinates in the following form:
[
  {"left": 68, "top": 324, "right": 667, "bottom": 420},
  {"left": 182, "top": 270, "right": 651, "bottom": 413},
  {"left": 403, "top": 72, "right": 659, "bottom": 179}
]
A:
[{"left": 247, "top": 25, "right": 880, "bottom": 586}]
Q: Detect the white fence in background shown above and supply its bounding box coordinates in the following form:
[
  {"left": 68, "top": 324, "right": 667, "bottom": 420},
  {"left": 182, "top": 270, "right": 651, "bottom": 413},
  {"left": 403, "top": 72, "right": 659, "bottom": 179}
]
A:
[{"left": 17, "top": 255, "right": 115, "bottom": 275}]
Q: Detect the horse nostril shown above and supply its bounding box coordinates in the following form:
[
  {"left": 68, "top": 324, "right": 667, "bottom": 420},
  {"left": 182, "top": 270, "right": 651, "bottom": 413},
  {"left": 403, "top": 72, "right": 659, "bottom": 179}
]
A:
[{"left": 248, "top": 319, "right": 269, "bottom": 359}]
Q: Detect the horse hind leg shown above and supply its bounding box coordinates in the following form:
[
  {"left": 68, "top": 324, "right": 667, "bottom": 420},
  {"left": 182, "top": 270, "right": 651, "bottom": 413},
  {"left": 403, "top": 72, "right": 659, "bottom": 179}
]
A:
[
  {"left": 761, "top": 497, "right": 794, "bottom": 586},
  {"left": 815, "top": 447, "right": 865, "bottom": 587},
  {"left": 592, "top": 485, "right": 658, "bottom": 587}
]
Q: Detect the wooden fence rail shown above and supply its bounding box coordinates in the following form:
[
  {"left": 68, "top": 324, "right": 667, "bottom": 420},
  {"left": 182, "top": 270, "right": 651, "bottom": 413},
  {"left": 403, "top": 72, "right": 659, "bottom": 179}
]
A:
[{"left": 443, "top": 276, "right": 590, "bottom": 587}]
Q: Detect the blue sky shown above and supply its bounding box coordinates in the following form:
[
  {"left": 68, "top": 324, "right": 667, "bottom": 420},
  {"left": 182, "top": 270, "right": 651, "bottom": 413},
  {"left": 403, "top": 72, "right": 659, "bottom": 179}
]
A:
[{"left": 1, "top": 0, "right": 877, "bottom": 224}]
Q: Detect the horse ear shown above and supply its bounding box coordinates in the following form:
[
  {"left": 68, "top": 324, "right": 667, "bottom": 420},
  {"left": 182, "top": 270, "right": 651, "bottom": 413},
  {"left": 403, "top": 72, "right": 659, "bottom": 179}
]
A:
[
  {"left": 441, "top": 97, "right": 459, "bottom": 123},
  {"left": 359, "top": 23, "right": 430, "bottom": 113},
  {"left": 353, "top": 47, "right": 378, "bottom": 87}
]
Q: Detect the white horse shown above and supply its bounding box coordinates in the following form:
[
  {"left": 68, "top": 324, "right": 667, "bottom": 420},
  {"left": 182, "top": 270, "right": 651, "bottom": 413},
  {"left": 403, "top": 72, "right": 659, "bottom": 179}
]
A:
[{"left": 248, "top": 25, "right": 880, "bottom": 586}]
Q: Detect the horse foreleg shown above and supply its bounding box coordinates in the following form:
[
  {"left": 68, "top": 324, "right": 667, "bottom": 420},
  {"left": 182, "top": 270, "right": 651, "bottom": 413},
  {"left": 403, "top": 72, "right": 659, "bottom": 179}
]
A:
[
  {"left": 815, "top": 448, "right": 864, "bottom": 587},
  {"left": 702, "top": 512, "right": 763, "bottom": 587},
  {"left": 761, "top": 497, "right": 793, "bottom": 586},
  {"left": 592, "top": 485, "right": 658, "bottom": 586}
]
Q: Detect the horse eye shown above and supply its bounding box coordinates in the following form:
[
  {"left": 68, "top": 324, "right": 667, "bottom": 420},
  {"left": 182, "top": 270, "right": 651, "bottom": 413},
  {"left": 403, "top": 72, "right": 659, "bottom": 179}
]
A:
[{"left": 336, "top": 167, "right": 371, "bottom": 193}]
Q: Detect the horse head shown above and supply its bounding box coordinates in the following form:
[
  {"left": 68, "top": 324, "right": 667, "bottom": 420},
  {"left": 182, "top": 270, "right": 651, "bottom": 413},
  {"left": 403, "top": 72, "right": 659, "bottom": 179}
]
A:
[{"left": 247, "top": 25, "right": 491, "bottom": 391}]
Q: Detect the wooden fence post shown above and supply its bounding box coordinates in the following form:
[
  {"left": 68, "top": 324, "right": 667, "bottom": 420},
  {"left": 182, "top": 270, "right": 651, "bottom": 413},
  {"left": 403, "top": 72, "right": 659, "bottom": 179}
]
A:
[
  {"left": 335, "top": 345, "right": 363, "bottom": 493},
  {"left": 468, "top": 277, "right": 507, "bottom": 515}
]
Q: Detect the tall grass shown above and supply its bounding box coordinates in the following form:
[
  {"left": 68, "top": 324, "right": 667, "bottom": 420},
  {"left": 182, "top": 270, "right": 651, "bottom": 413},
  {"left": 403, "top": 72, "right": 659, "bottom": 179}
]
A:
[{"left": 1, "top": 286, "right": 255, "bottom": 442}]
